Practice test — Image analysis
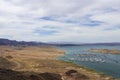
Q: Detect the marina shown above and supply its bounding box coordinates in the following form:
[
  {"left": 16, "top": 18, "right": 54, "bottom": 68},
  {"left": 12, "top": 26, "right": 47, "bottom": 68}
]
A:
[{"left": 69, "top": 57, "right": 106, "bottom": 63}]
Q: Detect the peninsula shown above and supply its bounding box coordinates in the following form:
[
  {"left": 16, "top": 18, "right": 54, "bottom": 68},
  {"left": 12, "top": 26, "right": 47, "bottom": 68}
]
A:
[{"left": 88, "top": 49, "right": 120, "bottom": 54}]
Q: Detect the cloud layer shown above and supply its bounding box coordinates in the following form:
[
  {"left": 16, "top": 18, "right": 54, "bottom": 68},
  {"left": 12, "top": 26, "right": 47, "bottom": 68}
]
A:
[{"left": 0, "top": 0, "right": 120, "bottom": 43}]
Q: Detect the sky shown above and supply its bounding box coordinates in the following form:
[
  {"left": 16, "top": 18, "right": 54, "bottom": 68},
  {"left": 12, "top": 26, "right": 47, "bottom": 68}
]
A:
[{"left": 0, "top": 0, "right": 120, "bottom": 43}]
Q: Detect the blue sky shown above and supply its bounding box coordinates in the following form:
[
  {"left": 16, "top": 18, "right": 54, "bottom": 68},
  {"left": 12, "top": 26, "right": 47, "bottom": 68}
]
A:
[{"left": 0, "top": 0, "right": 120, "bottom": 43}]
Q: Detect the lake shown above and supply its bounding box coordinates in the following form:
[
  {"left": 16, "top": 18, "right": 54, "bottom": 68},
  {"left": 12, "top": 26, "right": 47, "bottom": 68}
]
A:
[{"left": 58, "top": 45, "right": 120, "bottom": 78}]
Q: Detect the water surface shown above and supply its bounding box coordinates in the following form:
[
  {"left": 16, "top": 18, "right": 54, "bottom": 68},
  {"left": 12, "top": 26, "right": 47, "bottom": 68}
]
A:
[{"left": 58, "top": 45, "right": 120, "bottom": 78}]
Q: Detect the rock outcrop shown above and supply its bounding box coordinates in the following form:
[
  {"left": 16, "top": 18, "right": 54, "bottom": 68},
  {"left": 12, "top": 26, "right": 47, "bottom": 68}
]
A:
[
  {"left": 62, "top": 69, "right": 89, "bottom": 80},
  {"left": 0, "top": 68, "right": 62, "bottom": 80},
  {"left": 0, "top": 68, "right": 91, "bottom": 80}
]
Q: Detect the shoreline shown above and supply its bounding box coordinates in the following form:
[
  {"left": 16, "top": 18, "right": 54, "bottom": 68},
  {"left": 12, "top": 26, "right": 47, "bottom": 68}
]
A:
[
  {"left": 58, "top": 58, "right": 116, "bottom": 78},
  {"left": 57, "top": 47, "right": 119, "bottom": 79}
]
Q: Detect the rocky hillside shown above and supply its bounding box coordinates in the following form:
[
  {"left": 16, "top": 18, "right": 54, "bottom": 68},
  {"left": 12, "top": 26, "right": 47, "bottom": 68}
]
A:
[
  {"left": 0, "top": 68, "right": 91, "bottom": 80},
  {"left": 0, "top": 68, "right": 62, "bottom": 80}
]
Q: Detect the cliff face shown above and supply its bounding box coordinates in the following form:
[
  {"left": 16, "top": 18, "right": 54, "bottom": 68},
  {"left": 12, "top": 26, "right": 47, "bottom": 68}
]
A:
[{"left": 88, "top": 49, "right": 120, "bottom": 54}]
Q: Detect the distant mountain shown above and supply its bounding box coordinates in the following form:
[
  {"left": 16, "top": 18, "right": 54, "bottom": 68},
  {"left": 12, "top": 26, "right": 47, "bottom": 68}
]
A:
[
  {"left": 0, "top": 38, "right": 120, "bottom": 46},
  {"left": 50, "top": 42, "right": 120, "bottom": 46},
  {"left": 80, "top": 43, "right": 120, "bottom": 46},
  {"left": 0, "top": 38, "right": 48, "bottom": 46}
]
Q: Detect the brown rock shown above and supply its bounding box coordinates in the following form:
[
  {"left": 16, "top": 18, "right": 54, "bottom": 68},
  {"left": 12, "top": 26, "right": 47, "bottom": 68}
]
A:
[{"left": 63, "top": 69, "right": 89, "bottom": 80}]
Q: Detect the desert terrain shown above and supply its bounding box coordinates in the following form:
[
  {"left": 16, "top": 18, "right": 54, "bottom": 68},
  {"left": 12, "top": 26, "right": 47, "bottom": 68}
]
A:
[{"left": 0, "top": 46, "right": 115, "bottom": 80}]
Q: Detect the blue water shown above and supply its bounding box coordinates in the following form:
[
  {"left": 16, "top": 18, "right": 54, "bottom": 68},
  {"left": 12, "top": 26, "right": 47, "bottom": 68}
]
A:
[{"left": 57, "top": 45, "right": 120, "bottom": 78}]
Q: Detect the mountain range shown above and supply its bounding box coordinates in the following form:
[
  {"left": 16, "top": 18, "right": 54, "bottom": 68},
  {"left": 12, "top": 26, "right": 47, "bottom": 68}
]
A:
[{"left": 0, "top": 38, "right": 120, "bottom": 46}]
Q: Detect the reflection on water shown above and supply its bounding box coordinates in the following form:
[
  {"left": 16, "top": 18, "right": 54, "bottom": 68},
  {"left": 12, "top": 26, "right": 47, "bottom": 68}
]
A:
[{"left": 58, "top": 45, "right": 120, "bottom": 78}]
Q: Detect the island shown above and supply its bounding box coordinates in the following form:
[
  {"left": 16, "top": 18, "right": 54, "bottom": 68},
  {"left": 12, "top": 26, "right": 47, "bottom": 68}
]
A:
[{"left": 88, "top": 49, "right": 120, "bottom": 54}]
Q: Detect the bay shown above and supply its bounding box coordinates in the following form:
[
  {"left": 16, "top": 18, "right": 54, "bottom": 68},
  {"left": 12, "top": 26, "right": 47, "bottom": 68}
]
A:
[{"left": 58, "top": 45, "right": 120, "bottom": 78}]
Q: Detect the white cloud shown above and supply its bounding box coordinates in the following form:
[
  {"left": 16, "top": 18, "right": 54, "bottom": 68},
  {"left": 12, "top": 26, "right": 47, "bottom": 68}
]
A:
[{"left": 0, "top": 0, "right": 120, "bottom": 43}]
